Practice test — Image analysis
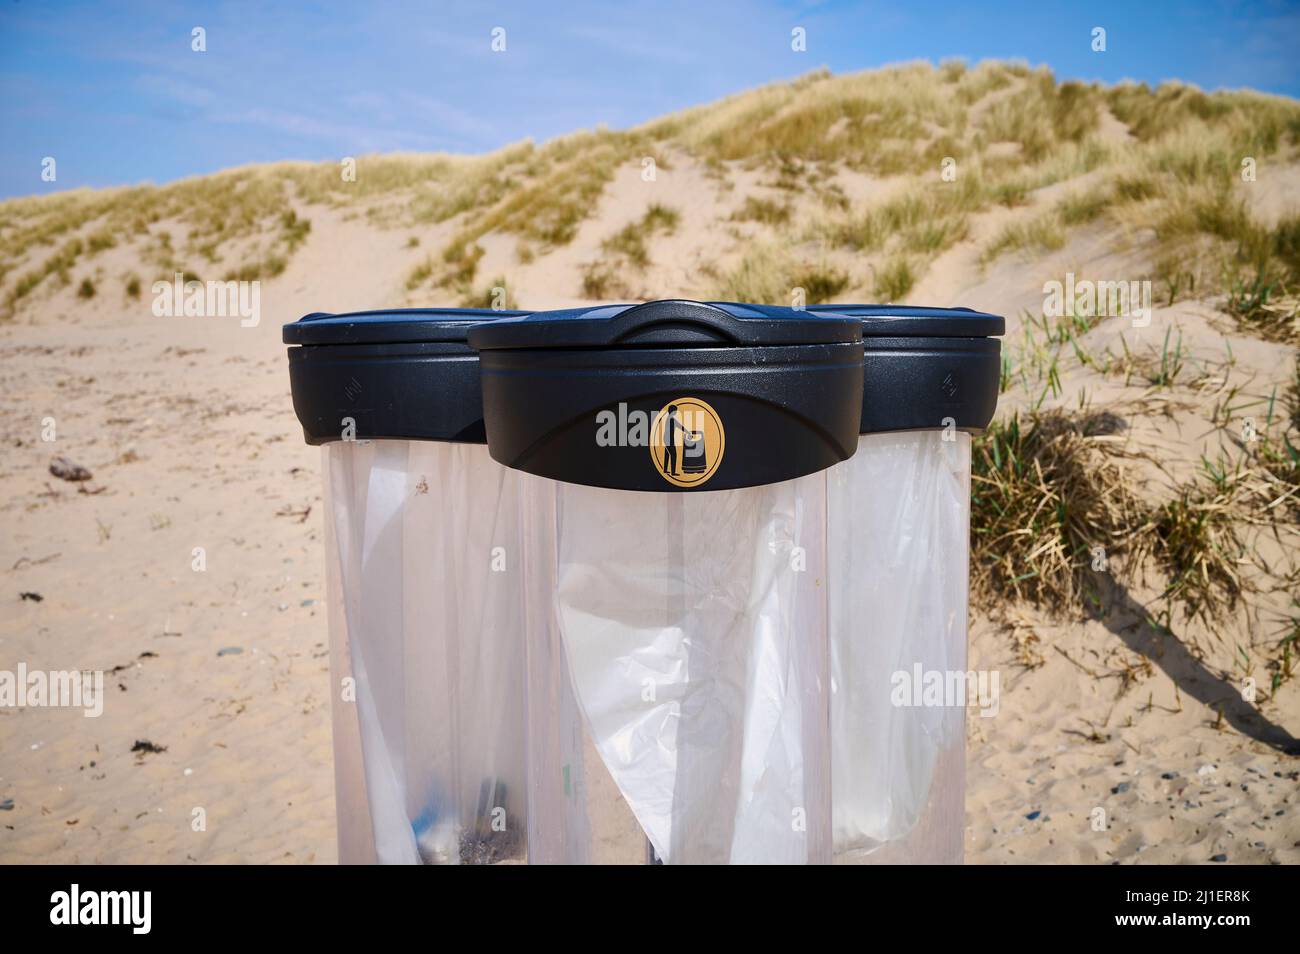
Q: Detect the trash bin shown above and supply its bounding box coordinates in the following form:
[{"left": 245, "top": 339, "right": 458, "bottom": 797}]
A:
[
  {"left": 285, "top": 307, "right": 532, "bottom": 864},
  {"left": 809, "top": 304, "right": 1003, "bottom": 863},
  {"left": 469, "top": 300, "right": 866, "bottom": 864}
]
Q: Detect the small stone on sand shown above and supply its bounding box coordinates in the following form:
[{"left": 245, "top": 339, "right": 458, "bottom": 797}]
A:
[{"left": 49, "top": 456, "right": 93, "bottom": 482}]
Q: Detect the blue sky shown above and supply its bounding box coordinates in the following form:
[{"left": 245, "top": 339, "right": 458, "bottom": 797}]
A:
[{"left": 2, "top": 0, "right": 1298, "bottom": 199}]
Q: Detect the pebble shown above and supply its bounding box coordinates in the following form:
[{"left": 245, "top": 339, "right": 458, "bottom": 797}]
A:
[
  {"left": 216, "top": 646, "right": 243, "bottom": 656},
  {"left": 1026, "top": 810, "right": 1041, "bottom": 821},
  {"left": 1197, "top": 764, "right": 1217, "bottom": 777},
  {"left": 1112, "top": 782, "right": 1131, "bottom": 794},
  {"left": 1210, "top": 853, "right": 1228, "bottom": 862},
  {"left": 49, "top": 456, "right": 93, "bottom": 482},
  {"left": 0, "top": 798, "right": 13, "bottom": 811}
]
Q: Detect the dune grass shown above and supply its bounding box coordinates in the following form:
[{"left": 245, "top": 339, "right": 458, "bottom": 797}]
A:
[
  {"left": 578, "top": 203, "right": 682, "bottom": 299},
  {"left": 730, "top": 196, "right": 792, "bottom": 226},
  {"left": 971, "top": 408, "right": 1144, "bottom": 615},
  {"left": 706, "top": 242, "right": 849, "bottom": 305},
  {"left": 1143, "top": 468, "right": 1250, "bottom": 622},
  {"left": 601, "top": 203, "right": 680, "bottom": 268},
  {"left": 970, "top": 404, "right": 1271, "bottom": 625},
  {"left": 976, "top": 285, "right": 1295, "bottom": 627},
  {"left": 672, "top": 61, "right": 1080, "bottom": 177},
  {"left": 873, "top": 256, "right": 914, "bottom": 301},
  {"left": 965, "top": 79, "right": 1300, "bottom": 325}
]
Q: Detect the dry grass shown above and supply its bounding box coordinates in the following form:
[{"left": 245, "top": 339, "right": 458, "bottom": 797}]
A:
[
  {"left": 284, "top": 143, "right": 535, "bottom": 224},
  {"left": 601, "top": 203, "right": 680, "bottom": 268},
  {"left": 1141, "top": 470, "right": 1250, "bottom": 622},
  {"left": 450, "top": 136, "right": 626, "bottom": 251},
  {"left": 971, "top": 408, "right": 1144, "bottom": 616},
  {"left": 970, "top": 407, "right": 1272, "bottom": 626},
  {"left": 579, "top": 203, "right": 681, "bottom": 299},
  {"left": 873, "top": 257, "right": 914, "bottom": 301},
  {"left": 828, "top": 175, "right": 980, "bottom": 255},
  {"left": 1253, "top": 360, "right": 1300, "bottom": 520},
  {"left": 1221, "top": 216, "right": 1300, "bottom": 345},
  {"left": 965, "top": 79, "right": 1300, "bottom": 326},
  {"left": 983, "top": 281, "right": 1293, "bottom": 628},
  {"left": 730, "top": 196, "right": 791, "bottom": 226},
  {"left": 707, "top": 243, "right": 848, "bottom": 305},
  {"left": 975, "top": 323, "right": 1300, "bottom": 628},
  {"left": 671, "top": 61, "right": 1089, "bottom": 178},
  {"left": 981, "top": 212, "right": 1065, "bottom": 263},
  {"left": 6, "top": 237, "right": 83, "bottom": 311},
  {"left": 1107, "top": 81, "right": 1300, "bottom": 146}
]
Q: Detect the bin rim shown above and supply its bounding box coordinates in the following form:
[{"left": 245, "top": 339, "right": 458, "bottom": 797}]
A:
[
  {"left": 283, "top": 307, "right": 530, "bottom": 347},
  {"left": 807, "top": 303, "right": 1004, "bottom": 338},
  {"left": 469, "top": 299, "right": 862, "bottom": 350}
]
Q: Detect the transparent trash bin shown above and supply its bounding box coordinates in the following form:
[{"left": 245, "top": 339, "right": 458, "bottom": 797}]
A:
[
  {"left": 811, "top": 304, "right": 1003, "bottom": 864},
  {"left": 473, "top": 300, "right": 1003, "bottom": 865},
  {"left": 286, "top": 307, "right": 533, "bottom": 864},
  {"left": 471, "top": 301, "right": 867, "bottom": 864}
]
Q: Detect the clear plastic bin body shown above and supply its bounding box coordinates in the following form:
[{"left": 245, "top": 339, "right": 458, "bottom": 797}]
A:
[
  {"left": 828, "top": 431, "right": 971, "bottom": 864},
  {"left": 520, "top": 430, "right": 972, "bottom": 865},
  {"left": 321, "top": 440, "right": 527, "bottom": 864},
  {"left": 521, "top": 473, "right": 833, "bottom": 865}
]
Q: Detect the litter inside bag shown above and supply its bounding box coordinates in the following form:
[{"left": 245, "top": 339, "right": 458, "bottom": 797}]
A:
[{"left": 325, "top": 440, "right": 527, "bottom": 864}]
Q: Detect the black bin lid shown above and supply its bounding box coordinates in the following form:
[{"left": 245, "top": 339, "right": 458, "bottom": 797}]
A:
[
  {"left": 284, "top": 307, "right": 529, "bottom": 445},
  {"left": 808, "top": 303, "right": 1003, "bottom": 338},
  {"left": 284, "top": 307, "right": 528, "bottom": 346},
  {"left": 808, "top": 303, "right": 1004, "bottom": 435},
  {"left": 471, "top": 299, "right": 866, "bottom": 349},
  {"left": 468, "top": 300, "right": 865, "bottom": 492}
]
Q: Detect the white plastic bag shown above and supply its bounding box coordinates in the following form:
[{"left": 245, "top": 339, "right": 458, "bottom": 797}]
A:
[
  {"left": 323, "top": 440, "right": 528, "bottom": 864},
  {"left": 536, "top": 476, "right": 832, "bottom": 864},
  {"left": 827, "top": 431, "right": 970, "bottom": 861}
]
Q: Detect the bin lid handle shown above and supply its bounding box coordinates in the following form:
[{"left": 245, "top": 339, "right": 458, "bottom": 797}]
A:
[{"left": 608, "top": 300, "right": 751, "bottom": 345}]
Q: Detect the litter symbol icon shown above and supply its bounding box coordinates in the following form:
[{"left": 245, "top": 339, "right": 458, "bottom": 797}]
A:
[{"left": 649, "top": 397, "right": 725, "bottom": 488}]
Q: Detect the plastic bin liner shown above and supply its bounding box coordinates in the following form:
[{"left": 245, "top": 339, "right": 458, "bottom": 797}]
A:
[
  {"left": 544, "top": 475, "right": 832, "bottom": 864},
  {"left": 827, "top": 431, "right": 971, "bottom": 857},
  {"left": 322, "top": 440, "right": 527, "bottom": 864},
  {"left": 322, "top": 458, "right": 377, "bottom": 863},
  {"left": 518, "top": 474, "right": 597, "bottom": 863}
]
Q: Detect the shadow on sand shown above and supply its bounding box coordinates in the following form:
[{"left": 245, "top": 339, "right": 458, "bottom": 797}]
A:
[{"left": 1094, "top": 576, "right": 1299, "bottom": 756}]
